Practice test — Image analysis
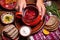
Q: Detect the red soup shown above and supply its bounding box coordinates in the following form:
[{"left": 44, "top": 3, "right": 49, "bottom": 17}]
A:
[{"left": 22, "top": 6, "right": 41, "bottom": 26}]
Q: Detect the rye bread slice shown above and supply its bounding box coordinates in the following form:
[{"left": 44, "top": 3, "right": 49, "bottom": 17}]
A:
[
  {"left": 48, "top": 23, "right": 59, "bottom": 31},
  {"left": 46, "top": 16, "right": 57, "bottom": 26},
  {"left": 44, "top": 16, "right": 59, "bottom": 31},
  {"left": 44, "top": 20, "right": 58, "bottom": 30},
  {"left": 44, "top": 20, "right": 59, "bottom": 31}
]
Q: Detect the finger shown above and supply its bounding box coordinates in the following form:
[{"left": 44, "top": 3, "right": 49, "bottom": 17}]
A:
[
  {"left": 15, "top": 0, "right": 20, "bottom": 10},
  {"left": 23, "top": 3, "right": 26, "bottom": 8},
  {"left": 41, "top": 5, "right": 46, "bottom": 20},
  {"left": 15, "top": 6, "right": 18, "bottom": 10},
  {"left": 39, "top": 7, "right": 42, "bottom": 16},
  {"left": 19, "top": 0, "right": 26, "bottom": 12},
  {"left": 19, "top": 4, "right": 23, "bottom": 12},
  {"left": 37, "top": 4, "right": 42, "bottom": 15},
  {"left": 38, "top": 6, "right": 41, "bottom": 13}
]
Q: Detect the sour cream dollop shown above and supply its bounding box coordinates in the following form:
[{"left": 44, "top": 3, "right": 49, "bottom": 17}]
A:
[{"left": 20, "top": 26, "right": 31, "bottom": 37}]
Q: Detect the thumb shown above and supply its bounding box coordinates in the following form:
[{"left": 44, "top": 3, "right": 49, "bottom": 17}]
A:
[
  {"left": 23, "top": 3, "right": 26, "bottom": 8},
  {"left": 37, "top": 5, "right": 42, "bottom": 15},
  {"left": 41, "top": 6, "right": 46, "bottom": 20}
]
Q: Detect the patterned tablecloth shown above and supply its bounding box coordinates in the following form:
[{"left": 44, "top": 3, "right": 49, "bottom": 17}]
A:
[
  {"left": 0, "top": 24, "right": 60, "bottom": 40},
  {"left": 29, "top": 22, "right": 60, "bottom": 40},
  {"left": 0, "top": 16, "right": 60, "bottom": 40}
]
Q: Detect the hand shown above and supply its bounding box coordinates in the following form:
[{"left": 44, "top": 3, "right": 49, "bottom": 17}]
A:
[
  {"left": 2, "top": 25, "right": 19, "bottom": 40},
  {"left": 15, "top": 0, "right": 26, "bottom": 12},
  {"left": 36, "top": 0, "right": 46, "bottom": 20}
]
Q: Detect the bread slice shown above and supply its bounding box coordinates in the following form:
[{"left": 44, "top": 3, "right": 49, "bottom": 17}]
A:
[
  {"left": 48, "top": 23, "right": 59, "bottom": 31},
  {"left": 44, "top": 20, "right": 58, "bottom": 30},
  {"left": 3, "top": 25, "right": 15, "bottom": 32},
  {"left": 46, "top": 16, "right": 57, "bottom": 26},
  {"left": 44, "top": 16, "right": 59, "bottom": 31},
  {"left": 44, "top": 20, "right": 59, "bottom": 31}
]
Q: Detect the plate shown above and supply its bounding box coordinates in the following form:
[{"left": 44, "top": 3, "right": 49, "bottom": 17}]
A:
[
  {"left": 15, "top": 18, "right": 45, "bottom": 34},
  {"left": 2, "top": 24, "right": 19, "bottom": 40},
  {"left": 0, "top": 0, "right": 17, "bottom": 10},
  {"left": 1, "top": 11, "right": 14, "bottom": 24}
]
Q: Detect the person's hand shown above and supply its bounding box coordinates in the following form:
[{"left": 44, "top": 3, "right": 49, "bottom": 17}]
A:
[
  {"left": 15, "top": 0, "right": 26, "bottom": 12},
  {"left": 36, "top": 0, "right": 46, "bottom": 20},
  {"left": 2, "top": 25, "right": 19, "bottom": 40}
]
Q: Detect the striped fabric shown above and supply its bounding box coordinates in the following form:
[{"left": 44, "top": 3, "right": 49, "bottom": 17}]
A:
[{"left": 31, "top": 22, "right": 60, "bottom": 40}]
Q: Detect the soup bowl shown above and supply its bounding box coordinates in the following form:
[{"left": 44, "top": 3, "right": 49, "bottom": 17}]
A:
[{"left": 16, "top": 5, "right": 42, "bottom": 26}]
